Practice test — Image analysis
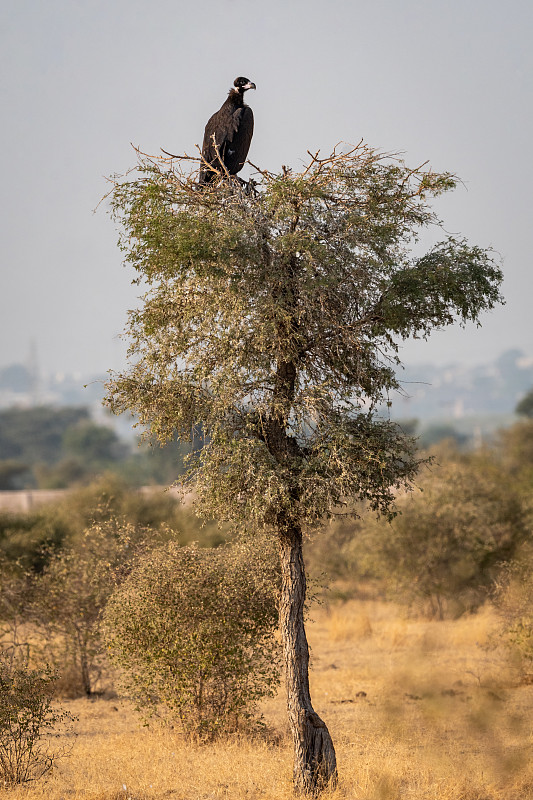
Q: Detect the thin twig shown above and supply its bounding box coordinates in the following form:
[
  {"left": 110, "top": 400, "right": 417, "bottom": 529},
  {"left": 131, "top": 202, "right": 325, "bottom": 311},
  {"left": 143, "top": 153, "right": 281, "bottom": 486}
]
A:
[{"left": 160, "top": 148, "right": 201, "bottom": 161}]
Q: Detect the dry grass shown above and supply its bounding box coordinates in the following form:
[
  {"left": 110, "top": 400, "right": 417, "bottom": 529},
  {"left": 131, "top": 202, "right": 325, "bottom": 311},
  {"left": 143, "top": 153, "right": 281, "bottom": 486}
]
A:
[{"left": 3, "top": 600, "right": 532, "bottom": 799}]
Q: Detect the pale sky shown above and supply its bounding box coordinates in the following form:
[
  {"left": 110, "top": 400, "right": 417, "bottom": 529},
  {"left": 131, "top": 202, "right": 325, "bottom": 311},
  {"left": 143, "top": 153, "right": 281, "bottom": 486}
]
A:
[{"left": 1, "top": 0, "right": 531, "bottom": 376}]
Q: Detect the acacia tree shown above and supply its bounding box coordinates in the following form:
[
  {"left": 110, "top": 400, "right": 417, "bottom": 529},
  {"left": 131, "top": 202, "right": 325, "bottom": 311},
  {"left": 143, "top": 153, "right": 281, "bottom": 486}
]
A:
[{"left": 105, "top": 143, "right": 503, "bottom": 794}]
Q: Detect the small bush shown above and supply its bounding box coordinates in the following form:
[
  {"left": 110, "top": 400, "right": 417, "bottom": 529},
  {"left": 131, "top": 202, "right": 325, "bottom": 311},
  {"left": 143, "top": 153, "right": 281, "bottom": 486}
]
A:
[
  {"left": 103, "top": 535, "right": 280, "bottom": 738},
  {"left": 0, "top": 652, "right": 75, "bottom": 786},
  {"left": 28, "top": 518, "right": 155, "bottom": 697},
  {"left": 493, "top": 547, "right": 533, "bottom": 667}
]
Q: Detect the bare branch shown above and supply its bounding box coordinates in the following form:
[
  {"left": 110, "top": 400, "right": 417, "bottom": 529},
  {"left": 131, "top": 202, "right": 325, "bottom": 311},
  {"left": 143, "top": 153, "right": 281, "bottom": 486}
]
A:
[{"left": 160, "top": 148, "right": 201, "bottom": 162}]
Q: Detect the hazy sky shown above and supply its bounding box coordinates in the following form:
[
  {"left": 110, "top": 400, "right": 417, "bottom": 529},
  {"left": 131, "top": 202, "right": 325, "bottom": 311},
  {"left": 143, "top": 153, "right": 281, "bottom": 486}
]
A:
[{"left": 1, "top": 0, "right": 532, "bottom": 376}]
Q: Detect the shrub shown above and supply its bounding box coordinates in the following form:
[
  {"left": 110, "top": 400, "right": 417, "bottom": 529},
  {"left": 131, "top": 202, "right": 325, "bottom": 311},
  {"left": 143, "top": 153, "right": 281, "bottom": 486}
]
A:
[
  {"left": 493, "top": 546, "right": 533, "bottom": 667},
  {"left": 0, "top": 652, "right": 75, "bottom": 786},
  {"left": 498, "top": 419, "right": 533, "bottom": 498},
  {"left": 28, "top": 518, "right": 153, "bottom": 697},
  {"left": 349, "top": 453, "right": 529, "bottom": 617},
  {"left": 43, "top": 473, "right": 184, "bottom": 536},
  {"left": 0, "top": 509, "right": 69, "bottom": 572},
  {"left": 103, "top": 535, "right": 280, "bottom": 738}
]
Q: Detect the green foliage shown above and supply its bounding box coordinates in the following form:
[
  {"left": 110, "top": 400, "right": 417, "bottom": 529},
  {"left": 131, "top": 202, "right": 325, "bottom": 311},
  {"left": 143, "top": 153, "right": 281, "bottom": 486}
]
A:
[
  {"left": 117, "top": 434, "right": 203, "bottom": 488},
  {"left": 0, "top": 403, "right": 200, "bottom": 489},
  {"left": 103, "top": 536, "right": 281, "bottom": 737},
  {"left": 105, "top": 144, "right": 503, "bottom": 532},
  {"left": 0, "top": 406, "right": 132, "bottom": 489},
  {"left": 348, "top": 449, "right": 529, "bottom": 616},
  {"left": 36, "top": 422, "right": 128, "bottom": 489},
  {"left": 516, "top": 387, "right": 533, "bottom": 418},
  {"left": 62, "top": 421, "right": 125, "bottom": 464},
  {"left": 0, "top": 508, "right": 69, "bottom": 572},
  {"left": 0, "top": 406, "right": 89, "bottom": 466},
  {"left": 0, "top": 652, "right": 75, "bottom": 786},
  {"left": 0, "top": 461, "right": 33, "bottom": 491}
]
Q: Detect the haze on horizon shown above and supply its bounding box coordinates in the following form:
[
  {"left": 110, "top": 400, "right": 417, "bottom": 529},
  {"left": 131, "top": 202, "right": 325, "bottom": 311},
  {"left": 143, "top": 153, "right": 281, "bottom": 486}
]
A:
[{"left": 1, "top": 0, "right": 531, "bottom": 377}]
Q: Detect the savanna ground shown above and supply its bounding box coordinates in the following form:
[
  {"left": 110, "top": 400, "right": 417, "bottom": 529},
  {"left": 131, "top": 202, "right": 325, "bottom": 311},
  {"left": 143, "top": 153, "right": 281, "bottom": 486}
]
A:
[{"left": 4, "top": 598, "right": 532, "bottom": 800}]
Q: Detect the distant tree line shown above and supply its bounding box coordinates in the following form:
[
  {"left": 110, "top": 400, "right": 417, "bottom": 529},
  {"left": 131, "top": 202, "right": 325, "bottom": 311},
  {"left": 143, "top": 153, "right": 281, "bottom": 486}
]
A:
[
  {"left": 3, "top": 384, "right": 531, "bottom": 493},
  {"left": 516, "top": 386, "right": 533, "bottom": 419},
  {"left": 0, "top": 406, "right": 198, "bottom": 490}
]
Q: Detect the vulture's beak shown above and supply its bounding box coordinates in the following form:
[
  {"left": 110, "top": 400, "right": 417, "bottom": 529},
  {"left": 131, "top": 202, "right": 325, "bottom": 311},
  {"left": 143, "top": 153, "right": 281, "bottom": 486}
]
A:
[{"left": 244, "top": 82, "right": 256, "bottom": 90}]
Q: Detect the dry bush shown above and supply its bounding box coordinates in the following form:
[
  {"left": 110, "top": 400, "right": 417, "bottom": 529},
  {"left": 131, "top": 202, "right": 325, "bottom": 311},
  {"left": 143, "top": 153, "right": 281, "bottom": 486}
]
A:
[
  {"left": 0, "top": 495, "right": 232, "bottom": 700},
  {"left": 493, "top": 546, "right": 533, "bottom": 671},
  {"left": 0, "top": 651, "right": 75, "bottom": 786},
  {"left": 0, "top": 475, "right": 230, "bottom": 574},
  {"left": 27, "top": 518, "right": 157, "bottom": 697}
]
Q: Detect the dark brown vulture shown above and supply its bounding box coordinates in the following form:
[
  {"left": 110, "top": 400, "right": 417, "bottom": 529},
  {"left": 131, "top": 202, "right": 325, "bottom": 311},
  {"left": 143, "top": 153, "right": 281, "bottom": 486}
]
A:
[{"left": 199, "top": 76, "right": 256, "bottom": 185}]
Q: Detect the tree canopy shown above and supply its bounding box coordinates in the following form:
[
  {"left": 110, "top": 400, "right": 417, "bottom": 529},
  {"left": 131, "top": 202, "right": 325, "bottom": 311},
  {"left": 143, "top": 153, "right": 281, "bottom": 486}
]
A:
[{"left": 106, "top": 144, "right": 503, "bottom": 529}]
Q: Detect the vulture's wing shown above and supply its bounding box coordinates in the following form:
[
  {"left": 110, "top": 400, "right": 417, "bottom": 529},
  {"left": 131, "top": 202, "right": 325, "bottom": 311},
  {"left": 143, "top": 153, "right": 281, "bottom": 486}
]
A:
[
  {"left": 200, "top": 101, "right": 254, "bottom": 181},
  {"left": 201, "top": 110, "right": 226, "bottom": 171},
  {"left": 201, "top": 102, "right": 238, "bottom": 168},
  {"left": 225, "top": 106, "right": 254, "bottom": 175}
]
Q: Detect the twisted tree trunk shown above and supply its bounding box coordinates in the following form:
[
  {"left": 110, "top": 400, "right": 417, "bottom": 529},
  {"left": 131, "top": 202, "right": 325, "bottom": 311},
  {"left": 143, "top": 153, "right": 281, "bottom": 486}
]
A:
[
  {"left": 278, "top": 520, "right": 337, "bottom": 794},
  {"left": 267, "top": 233, "right": 338, "bottom": 791}
]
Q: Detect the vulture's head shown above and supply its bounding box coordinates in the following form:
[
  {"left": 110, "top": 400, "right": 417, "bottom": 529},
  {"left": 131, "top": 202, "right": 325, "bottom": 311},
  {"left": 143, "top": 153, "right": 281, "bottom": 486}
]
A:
[{"left": 234, "top": 76, "right": 256, "bottom": 93}]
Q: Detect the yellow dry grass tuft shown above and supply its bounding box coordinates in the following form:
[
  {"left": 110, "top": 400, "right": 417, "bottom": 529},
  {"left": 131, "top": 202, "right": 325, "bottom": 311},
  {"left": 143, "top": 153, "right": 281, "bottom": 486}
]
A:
[{"left": 3, "top": 599, "right": 532, "bottom": 799}]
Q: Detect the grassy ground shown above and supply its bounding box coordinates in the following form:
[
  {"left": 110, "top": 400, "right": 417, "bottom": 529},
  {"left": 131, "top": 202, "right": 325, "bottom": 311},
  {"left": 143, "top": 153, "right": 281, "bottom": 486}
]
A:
[{"left": 4, "top": 599, "right": 532, "bottom": 799}]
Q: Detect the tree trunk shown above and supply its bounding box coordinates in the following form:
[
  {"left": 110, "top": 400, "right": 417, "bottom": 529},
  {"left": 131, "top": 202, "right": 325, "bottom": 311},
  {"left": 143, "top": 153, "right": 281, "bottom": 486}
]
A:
[
  {"left": 77, "top": 633, "right": 92, "bottom": 697},
  {"left": 278, "top": 522, "right": 337, "bottom": 795}
]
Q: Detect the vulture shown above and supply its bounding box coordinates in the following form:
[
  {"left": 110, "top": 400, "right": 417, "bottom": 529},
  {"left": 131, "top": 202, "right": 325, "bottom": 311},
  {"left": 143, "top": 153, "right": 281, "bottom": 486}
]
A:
[{"left": 199, "top": 76, "right": 256, "bottom": 185}]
